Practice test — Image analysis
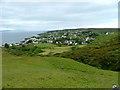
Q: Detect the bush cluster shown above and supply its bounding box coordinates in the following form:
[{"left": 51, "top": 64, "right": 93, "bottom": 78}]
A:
[{"left": 5, "top": 44, "right": 43, "bottom": 56}]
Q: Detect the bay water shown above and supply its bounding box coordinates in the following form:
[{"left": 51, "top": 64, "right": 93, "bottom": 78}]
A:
[{"left": 1, "top": 31, "right": 45, "bottom": 45}]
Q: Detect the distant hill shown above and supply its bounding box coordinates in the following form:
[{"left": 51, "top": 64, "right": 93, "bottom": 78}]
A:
[
  {"left": 47, "top": 28, "right": 118, "bottom": 33},
  {"left": 0, "top": 30, "right": 14, "bottom": 32}
]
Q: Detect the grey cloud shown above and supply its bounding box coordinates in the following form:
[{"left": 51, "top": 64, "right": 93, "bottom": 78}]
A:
[{"left": 2, "top": 2, "right": 117, "bottom": 31}]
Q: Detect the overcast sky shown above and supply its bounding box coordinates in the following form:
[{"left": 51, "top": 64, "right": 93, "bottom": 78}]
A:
[{"left": 0, "top": 0, "right": 119, "bottom": 31}]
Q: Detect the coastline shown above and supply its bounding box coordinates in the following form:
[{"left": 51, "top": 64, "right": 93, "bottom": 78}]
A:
[{"left": 1, "top": 31, "right": 45, "bottom": 45}]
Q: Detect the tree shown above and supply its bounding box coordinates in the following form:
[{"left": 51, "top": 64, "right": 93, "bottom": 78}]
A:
[
  {"left": 26, "top": 40, "right": 33, "bottom": 44},
  {"left": 4, "top": 43, "right": 9, "bottom": 48}
]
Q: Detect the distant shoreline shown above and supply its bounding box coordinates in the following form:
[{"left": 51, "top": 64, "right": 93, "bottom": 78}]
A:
[
  {"left": 1, "top": 28, "right": 118, "bottom": 45},
  {"left": 1, "top": 31, "right": 45, "bottom": 45}
]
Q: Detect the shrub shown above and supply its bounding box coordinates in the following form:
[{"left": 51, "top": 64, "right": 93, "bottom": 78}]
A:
[
  {"left": 5, "top": 44, "right": 43, "bottom": 56},
  {"left": 4, "top": 43, "right": 9, "bottom": 48},
  {"left": 71, "top": 46, "right": 79, "bottom": 50}
]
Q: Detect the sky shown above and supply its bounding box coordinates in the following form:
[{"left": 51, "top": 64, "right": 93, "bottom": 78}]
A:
[{"left": 0, "top": 0, "right": 119, "bottom": 31}]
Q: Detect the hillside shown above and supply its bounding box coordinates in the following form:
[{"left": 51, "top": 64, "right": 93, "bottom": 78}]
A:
[
  {"left": 2, "top": 29, "right": 119, "bottom": 88},
  {"left": 57, "top": 31, "right": 120, "bottom": 71},
  {"left": 2, "top": 51, "right": 118, "bottom": 88}
]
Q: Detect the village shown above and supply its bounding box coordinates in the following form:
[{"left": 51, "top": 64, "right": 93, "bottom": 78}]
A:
[{"left": 6, "top": 29, "right": 112, "bottom": 46}]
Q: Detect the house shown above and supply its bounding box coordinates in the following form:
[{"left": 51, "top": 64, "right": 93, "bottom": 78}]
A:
[
  {"left": 105, "top": 32, "right": 110, "bottom": 35},
  {"left": 74, "top": 43, "right": 78, "bottom": 45},
  {"left": 85, "top": 37, "right": 89, "bottom": 41},
  {"left": 33, "top": 41, "right": 38, "bottom": 44},
  {"left": 14, "top": 43, "right": 19, "bottom": 46},
  {"left": 47, "top": 40, "right": 53, "bottom": 43},
  {"left": 82, "top": 42, "right": 87, "bottom": 45},
  {"left": 9, "top": 44, "right": 13, "bottom": 46}
]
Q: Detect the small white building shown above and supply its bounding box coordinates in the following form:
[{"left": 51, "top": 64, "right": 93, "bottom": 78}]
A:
[
  {"left": 14, "top": 43, "right": 19, "bottom": 46},
  {"left": 33, "top": 41, "right": 38, "bottom": 44},
  {"left": 74, "top": 43, "right": 78, "bottom": 45},
  {"left": 9, "top": 44, "right": 13, "bottom": 46}
]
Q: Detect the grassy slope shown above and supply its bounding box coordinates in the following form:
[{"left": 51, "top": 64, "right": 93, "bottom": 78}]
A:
[
  {"left": 33, "top": 42, "right": 85, "bottom": 56},
  {"left": 90, "top": 32, "right": 118, "bottom": 45},
  {"left": 2, "top": 51, "right": 118, "bottom": 88},
  {"left": 38, "top": 45, "right": 85, "bottom": 55},
  {"left": 58, "top": 31, "right": 120, "bottom": 71}
]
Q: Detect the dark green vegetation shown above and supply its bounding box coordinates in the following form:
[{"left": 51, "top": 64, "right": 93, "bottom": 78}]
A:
[
  {"left": 4, "top": 44, "right": 43, "bottom": 56},
  {"left": 4, "top": 43, "right": 9, "bottom": 48},
  {"left": 56, "top": 31, "right": 120, "bottom": 71},
  {"left": 2, "top": 51, "right": 118, "bottom": 88}
]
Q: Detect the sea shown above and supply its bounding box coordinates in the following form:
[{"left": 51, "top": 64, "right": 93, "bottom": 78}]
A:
[{"left": 1, "top": 30, "right": 45, "bottom": 45}]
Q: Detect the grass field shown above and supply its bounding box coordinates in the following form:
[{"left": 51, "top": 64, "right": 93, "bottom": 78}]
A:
[
  {"left": 36, "top": 43, "right": 85, "bottom": 55},
  {"left": 89, "top": 32, "right": 118, "bottom": 46},
  {"left": 2, "top": 51, "right": 118, "bottom": 88}
]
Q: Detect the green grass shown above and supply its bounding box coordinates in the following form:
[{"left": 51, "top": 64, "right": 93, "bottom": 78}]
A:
[
  {"left": 35, "top": 43, "right": 57, "bottom": 49},
  {"left": 36, "top": 43, "right": 85, "bottom": 55},
  {"left": 89, "top": 32, "right": 118, "bottom": 46},
  {"left": 2, "top": 51, "right": 118, "bottom": 88}
]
